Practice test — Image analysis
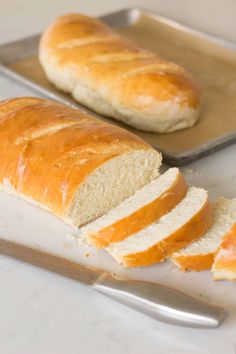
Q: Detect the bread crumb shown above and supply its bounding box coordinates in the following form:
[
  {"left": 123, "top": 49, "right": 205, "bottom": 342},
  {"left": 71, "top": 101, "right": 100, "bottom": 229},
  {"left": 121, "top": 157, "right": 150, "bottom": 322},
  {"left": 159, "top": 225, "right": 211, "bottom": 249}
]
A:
[
  {"left": 67, "top": 232, "right": 78, "bottom": 241},
  {"left": 67, "top": 231, "right": 88, "bottom": 246},
  {"left": 84, "top": 252, "right": 91, "bottom": 258},
  {"left": 78, "top": 235, "right": 90, "bottom": 246}
]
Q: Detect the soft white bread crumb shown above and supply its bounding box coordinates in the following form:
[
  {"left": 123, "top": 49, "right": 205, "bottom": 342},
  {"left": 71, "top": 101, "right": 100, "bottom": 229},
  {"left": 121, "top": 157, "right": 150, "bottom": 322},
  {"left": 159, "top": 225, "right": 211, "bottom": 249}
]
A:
[
  {"left": 67, "top": 149, "right": 161, "bottom": 226},
  {"left": 80, "top": 167, "right": 180, "bottom": 237},
  {"left": 173, "top": 198, "right": 236, "bottom": 259}
]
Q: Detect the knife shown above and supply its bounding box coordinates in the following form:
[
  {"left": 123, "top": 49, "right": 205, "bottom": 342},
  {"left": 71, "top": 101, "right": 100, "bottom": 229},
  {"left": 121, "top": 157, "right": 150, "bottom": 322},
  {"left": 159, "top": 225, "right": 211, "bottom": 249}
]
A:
[{"left": 0, "top": 238, "right": 226, "bottom": 328}]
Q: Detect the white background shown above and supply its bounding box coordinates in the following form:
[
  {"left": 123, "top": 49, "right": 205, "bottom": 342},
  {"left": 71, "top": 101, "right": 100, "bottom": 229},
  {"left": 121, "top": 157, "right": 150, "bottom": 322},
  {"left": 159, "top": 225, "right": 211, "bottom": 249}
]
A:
[{"left": 0, "top": 1, "right": 236, "bottom": 353}]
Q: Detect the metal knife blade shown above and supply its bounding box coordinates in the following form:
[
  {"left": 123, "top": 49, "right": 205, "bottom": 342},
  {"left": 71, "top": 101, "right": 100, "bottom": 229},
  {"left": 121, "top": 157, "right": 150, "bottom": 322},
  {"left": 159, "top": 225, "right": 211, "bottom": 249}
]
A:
[{"left": 0, "top": 238, "right": 226, "bottom": 328}]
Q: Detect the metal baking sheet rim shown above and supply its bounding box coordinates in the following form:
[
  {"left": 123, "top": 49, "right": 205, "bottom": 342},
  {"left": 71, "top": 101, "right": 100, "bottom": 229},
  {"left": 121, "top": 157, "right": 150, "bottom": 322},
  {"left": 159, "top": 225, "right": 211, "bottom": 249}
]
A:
[{"left": 0, "top": 7, "right": 236, "bottom": 166}]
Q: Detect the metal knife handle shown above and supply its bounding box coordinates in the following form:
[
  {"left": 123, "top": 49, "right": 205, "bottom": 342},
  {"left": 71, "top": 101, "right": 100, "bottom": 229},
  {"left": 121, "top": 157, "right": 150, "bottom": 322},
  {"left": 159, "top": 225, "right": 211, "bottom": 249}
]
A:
[{"left": 93, "top": 274, "right": 226, "bottom": 328}]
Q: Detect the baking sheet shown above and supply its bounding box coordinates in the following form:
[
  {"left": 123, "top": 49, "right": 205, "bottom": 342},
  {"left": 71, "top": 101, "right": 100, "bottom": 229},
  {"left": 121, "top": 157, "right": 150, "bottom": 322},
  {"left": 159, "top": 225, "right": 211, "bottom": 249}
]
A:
[{"left": 0, "top": 9, "right": 236, "bottom": 165}]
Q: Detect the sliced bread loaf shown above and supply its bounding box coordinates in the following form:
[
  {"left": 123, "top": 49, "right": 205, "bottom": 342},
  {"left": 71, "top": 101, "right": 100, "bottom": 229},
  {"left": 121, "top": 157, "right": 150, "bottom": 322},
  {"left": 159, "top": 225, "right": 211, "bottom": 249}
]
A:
[
  {"left": 80, "top": 168, "right": 187, "bottom": 248},
  {"left": 212, "top": 224, "right": 236, "bottom": 281},
  {"left": 0, "top": 97, "right": 162, "bottom": 227},
  {"left": 172, "top": 198, "right": 236, "bottom": 271},
  {"left": 107, "top": 187, "right": 212, "bottom": 267}
]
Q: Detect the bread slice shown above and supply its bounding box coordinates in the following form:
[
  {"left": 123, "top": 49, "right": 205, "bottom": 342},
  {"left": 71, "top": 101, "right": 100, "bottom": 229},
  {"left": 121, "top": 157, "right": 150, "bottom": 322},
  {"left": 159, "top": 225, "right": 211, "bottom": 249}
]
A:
[
  {"left": 212, "top": 223, "right": 236, "bottom": 281},
  {"left": 107, "top": 187, "right": 212, "bottom": 267},
  {"left": 80, "top": 168, "right": 187, "bottom": 248},
  {"left": 0, "top": 97, "right": 162, "bottom": 227},
  {"left": 172, "top": 198, "right": 236, "bottom": 271}
]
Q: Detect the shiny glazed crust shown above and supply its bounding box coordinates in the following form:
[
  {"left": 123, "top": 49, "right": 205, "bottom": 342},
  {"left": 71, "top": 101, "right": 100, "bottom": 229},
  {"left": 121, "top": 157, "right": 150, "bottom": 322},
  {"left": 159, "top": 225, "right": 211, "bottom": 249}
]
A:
[
  {"left": 39, "top": 13, "right": 200, "bottom": 133},
  {"left": 88, "top": 172, "right": 187, "bottom": 248},
  {"left": 0, "top": 97, "right": 157, "bottom": 221},
  {"left": 119, "top": 199, "right": 212, "bottom": 267}
]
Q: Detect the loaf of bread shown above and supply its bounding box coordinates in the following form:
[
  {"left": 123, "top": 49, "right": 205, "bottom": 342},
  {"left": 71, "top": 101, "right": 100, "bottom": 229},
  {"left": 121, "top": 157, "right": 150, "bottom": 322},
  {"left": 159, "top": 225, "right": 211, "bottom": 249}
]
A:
[
  {"left": 80, "top": 168, "right": 187, "bottom": 248},
  {"left": 107, "top": 187, "right": 212, "bottom": 267},
  {"left": 172, "top": 198, "right": 236, "bottom": 271},
  {"left": 39, "top": 13, "right": 200, "bottom": 133},
  {"left": 0, "top": 97, "right": 161, "bottom": 227}
]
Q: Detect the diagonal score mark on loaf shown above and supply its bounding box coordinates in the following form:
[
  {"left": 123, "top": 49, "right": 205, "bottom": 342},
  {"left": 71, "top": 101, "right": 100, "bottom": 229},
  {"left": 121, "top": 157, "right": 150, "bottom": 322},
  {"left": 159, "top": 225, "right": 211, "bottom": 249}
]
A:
[
  {"left": 57, "top": 35, "right": 121, "bottom": 49},
  {"left": 50, "top": 13, "right": 118, "bottom": 50},
  {"left": 112, "top": 62, "right": 188, "bottom": 79},
  {"left": 0, "top": 97, "right": 44, "bottom": 119},
  {"left": 15, "top": 121, "right": 80, "bottom": 144}
]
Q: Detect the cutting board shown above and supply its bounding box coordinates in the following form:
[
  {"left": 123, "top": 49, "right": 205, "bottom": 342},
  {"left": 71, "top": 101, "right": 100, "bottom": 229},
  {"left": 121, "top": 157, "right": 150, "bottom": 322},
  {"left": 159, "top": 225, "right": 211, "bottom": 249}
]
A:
[
  {"left": 1, "top": 9, "right": 236, "bottom": 165},
  {"left": 0, "top": 55, "right": 236, "bottom": 353}
]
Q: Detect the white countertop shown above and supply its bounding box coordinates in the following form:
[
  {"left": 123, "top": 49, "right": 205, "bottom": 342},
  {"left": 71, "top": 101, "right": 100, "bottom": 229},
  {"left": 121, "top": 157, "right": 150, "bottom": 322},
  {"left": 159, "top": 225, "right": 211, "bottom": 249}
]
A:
[{"left": 0, "top": 1, "right": 236, "bottom": 353}]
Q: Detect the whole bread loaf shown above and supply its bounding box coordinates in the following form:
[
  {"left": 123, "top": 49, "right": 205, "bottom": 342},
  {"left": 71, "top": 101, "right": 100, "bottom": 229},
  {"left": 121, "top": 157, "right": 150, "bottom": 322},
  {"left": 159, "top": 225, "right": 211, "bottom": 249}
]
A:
[
  {"left": 39, "top": 13, "right": 200, "bottom": 133},
  {"left": 0, "top": 97, "right": 161, "bottom": 226}
]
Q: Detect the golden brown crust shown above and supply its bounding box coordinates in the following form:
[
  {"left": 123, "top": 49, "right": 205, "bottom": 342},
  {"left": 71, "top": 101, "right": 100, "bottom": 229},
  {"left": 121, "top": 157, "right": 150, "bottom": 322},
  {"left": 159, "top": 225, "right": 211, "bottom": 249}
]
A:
[
  {"left": 0, "top": 97, "right": 42, "bottom": 118},
  {"left": 213, "top": 223, "right": 236, "bottom": 278},
  {"left": 172, "top": 253, "right": 215, "bottom": 272},
  {"left": 89, "top": 172, "right": 187, "bottom": 248},
  {"left": 0, "top": 97, "right": 153, "bottom": 218},
  {"left": 120, "top": 198, "right": 213, "bottom": 268},
  {"left": 39, "top": 14, "right": 200, "bottom": 132},
  {"left": 122, "top": 243, "right": 166, "bottom": 268},
  {"left": 162, "top": 199, "right": 213, "bottom": 256},
  {"left": 41, "top": 14, "right": 116, "bottom": 50}
]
